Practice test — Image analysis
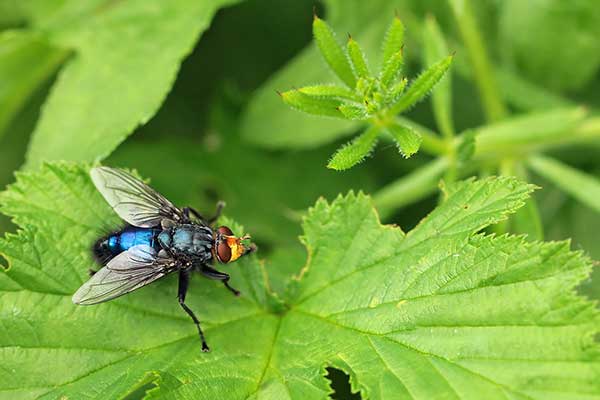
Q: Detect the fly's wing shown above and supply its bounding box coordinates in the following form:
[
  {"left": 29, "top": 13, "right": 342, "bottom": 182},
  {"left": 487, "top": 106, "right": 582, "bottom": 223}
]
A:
[
  {"left": 91, "top": 166, "right": 184, "bottom": 228},
  {"left": 72, "top": 245, "right": 178, "bottom": 305}
]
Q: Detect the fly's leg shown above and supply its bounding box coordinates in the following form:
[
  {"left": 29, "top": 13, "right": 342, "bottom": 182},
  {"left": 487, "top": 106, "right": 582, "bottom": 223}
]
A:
[
  {"left": 207, "top": 201, "right": 225, "bottom": 225},
  {"left": 182, "top": 207, "right": 206, "bottom": 224},
  {"left": 178, "top": 269, "right": 210, "bottom": 352},
  {"left": 200, "top": 264, "right": 240, "bottom": 296},
  {"left": 182, "top": 202, "right": 225, "bottom": 225}
]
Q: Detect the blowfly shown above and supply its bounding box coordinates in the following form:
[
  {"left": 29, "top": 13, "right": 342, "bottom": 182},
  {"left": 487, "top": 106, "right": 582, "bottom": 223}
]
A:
[{"left": 72, "top": 166, "right": 255, "bottom": 351}]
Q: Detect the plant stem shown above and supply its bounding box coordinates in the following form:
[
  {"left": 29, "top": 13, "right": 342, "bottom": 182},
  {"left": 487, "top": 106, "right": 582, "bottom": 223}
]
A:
[
  {"left": 528, "top": 154, "right": 600, "bottom": 213},
  {"left": 373, "top": 157, "right": 449, "bottom": 219},
  {"left": 449, "top": 0, "right": 507, "bottom": 122},
  {"left": 472, "top": 109, "right": 598, "bottom": 160}
]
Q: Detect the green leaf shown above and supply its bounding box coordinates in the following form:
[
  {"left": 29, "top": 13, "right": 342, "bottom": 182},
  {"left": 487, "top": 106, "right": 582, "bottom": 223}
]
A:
[
  {"left": 528, "top": 154, "right": 600, "bottom": 213},
  {"left": 423, "top": 15, "right": 454, "bottom": 138},
  {"left": 0, "top": 30, "right": 67, "bottom": 137},
  {"left": 337, "top": 102, "right": 368, "bottom": 120},
  {"left": 327, "top": 126, "right": 379, "bottom": 170},
  {"left": 385, "top": 122, "right": 422, "bottom": 158},
  {"left": 313, "top": 15, "right": 356, "bottom": 89},
  {"left": 379, "top": 50, "right": 403, "bottom": 88},
  {"left": 381, "top": 16, "right": 404, "bottom": 69},
  {"left": 1, "top": 166, "right": 599, "bottom": 398},
  {"left": 387, "top": 77, "right": 407, "bottom": 103},
  {"left": 294, "top": 84, "right": 357, "bottom": 101},
  {"left": 347, "top": 36, "right": 370, "bottom": 78},
  {"left": 280, "top": 89, "right": 343, "bottom": 118},
  {"left": 23, "top": 0, "right": 240, "bottom": 169},
  {"left": 390, "top": 55, "right": 453, "bottom": 115},
  {"left": 241, "top": 0, "right": 401, "bottom": 149}
]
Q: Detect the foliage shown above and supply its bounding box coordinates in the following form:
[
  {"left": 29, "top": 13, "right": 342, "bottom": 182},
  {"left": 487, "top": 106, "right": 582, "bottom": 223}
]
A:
[
  {"left": 0, "top": 0, "right": 240, "bottom": 169},
  {"left": 258, "top": 1, "right": 600, "bottom": 243},
  {"left": 279, "top": 15, "right": 453, "bottom": 170},
  {"left": 1, "top": 164, "right": 598, "bottom": 399},
  {"left": 0, "top": 0, "right": 599, "bottom": 399}
]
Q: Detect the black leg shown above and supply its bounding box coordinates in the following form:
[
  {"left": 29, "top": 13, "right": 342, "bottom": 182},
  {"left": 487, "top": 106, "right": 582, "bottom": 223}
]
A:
[
  {"left": 200, "top": 264, "right": 240, "bottom": 296},
  {"left": 207, "top": 201, "right": 225, "bottom": 225},
  {"left": 178, "top": 269, "right": 210, "bottom": 352},
  {"left": 182, "top": 207, "right": 205, "bottom": 224}
]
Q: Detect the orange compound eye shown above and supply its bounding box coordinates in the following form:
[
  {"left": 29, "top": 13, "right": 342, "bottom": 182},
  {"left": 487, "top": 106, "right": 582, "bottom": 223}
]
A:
[
  {"left": 217, "top": 226, "right": 233, "bottom": 236},
  {"left": 216, "top": 240, "right": 232, "bottom": 263}
]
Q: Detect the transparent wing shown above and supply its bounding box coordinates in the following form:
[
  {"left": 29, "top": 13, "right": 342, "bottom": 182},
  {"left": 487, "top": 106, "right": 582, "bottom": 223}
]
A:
[
  {"left": 91, "top": 166, "right": 184, "bottom": 228},
  {"left": 72, "top": 245, "right": 178, "bottom": 305}
]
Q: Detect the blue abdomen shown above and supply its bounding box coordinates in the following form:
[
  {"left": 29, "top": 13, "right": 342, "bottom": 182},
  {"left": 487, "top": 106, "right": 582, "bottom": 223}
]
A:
[{"left": 94, "top": 227, "right": 162, "bottom": 262}]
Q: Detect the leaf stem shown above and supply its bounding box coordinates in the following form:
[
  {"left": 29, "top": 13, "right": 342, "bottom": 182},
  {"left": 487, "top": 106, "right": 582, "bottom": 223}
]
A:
[
  {"left": 472, "top": 108, "right": 597, "bottom": 159},
  {"left": 449, "top": 0, "right": 507, "bottom": 122},
  {"left": 373, "top": 157, "right": 449, "bottom": 219}
]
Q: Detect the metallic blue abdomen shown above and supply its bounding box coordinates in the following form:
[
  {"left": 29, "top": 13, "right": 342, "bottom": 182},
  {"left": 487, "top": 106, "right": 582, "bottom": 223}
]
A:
[{"left": 107, "top": 227, "right": 162, "bottom": 255}]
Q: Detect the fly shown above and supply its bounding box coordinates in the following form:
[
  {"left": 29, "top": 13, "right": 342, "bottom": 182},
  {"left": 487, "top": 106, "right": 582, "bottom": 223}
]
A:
[{"left": 72, "top": 166, "right": 255, "bottom": 352}]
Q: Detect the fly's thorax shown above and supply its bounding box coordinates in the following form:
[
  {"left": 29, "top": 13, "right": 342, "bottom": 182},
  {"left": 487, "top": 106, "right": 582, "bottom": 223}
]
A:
[{"left": 160, "top": 224, "right": 213, "bottom": 262}]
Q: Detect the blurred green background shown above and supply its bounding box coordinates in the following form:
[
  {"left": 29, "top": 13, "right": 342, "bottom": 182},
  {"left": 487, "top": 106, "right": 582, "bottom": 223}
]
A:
[{"left": 0, "top": 1, "right": 599, "bottom": 396}]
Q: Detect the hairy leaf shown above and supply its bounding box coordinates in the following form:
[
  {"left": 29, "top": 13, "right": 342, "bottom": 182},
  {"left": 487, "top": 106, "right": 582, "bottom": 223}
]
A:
[
  {"left": 313, "top": 15, "right": 356, "bottom": 89},
  {"left": 347, "top": 37, "right": 370, "bottom": 79},
  {"left": 390, "top": 55, "right": 453, "bottom": 115},
  {"left": 280, "top": 89, "right": 343, "bottom": 118},
  {"left": 327, "top": 126, "right": 379, "bottom": 171},
  {"left": 1, "top": 164, "right": 598, "bottom": 399},
  {"left": 423, "top": 15, "right": 454, "bottom": 138},
  {"left": 295, "top": 84, "right": 357, "bottom": 101},
  {"left": 381, "top": 17, "right": 404, "bottom": 70},
  {"left": 241, "top": 0, "right": 403, "bottom": 149},
  {"left": 379, "top": 50, "right": 404, "bottom": 88},
  {"left": 22, "top": 0, "right": 240, "bottom": 169},
  {"left": 337, "top": 102, "right": 368, "bottom": 120},
  {"left": 385, "top": 122, "right": 422, "bottom": 158}
]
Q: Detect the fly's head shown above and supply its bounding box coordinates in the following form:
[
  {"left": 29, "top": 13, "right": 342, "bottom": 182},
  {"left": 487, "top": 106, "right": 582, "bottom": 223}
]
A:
[{"left": 213, "top": 226, "right": 255, "bottom": 264}]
